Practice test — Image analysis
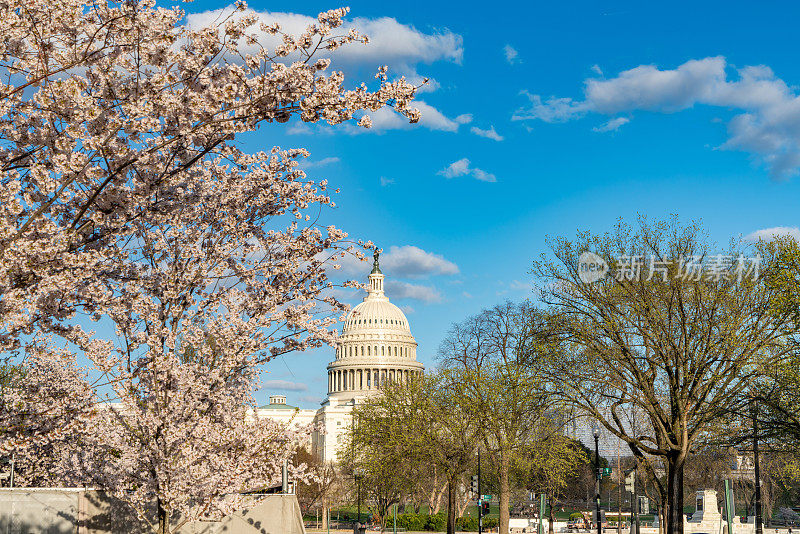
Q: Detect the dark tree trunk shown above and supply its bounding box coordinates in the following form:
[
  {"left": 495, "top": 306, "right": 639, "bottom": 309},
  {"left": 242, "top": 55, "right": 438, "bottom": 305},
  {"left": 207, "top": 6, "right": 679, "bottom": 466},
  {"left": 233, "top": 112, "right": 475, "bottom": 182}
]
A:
[
  {"left": 753, "top": 409, "right": 763, "bottom": 534},
  {"left": 548, "top": 494, "right": 556, "bottom": 534},
  {"left": 500, "top": 447, "right": 511, "bottom": 534},
  {"left": 665, "top": 452, "right": 686, "bottom": 534},
  {"left": 157, "top": 496, "right": 169, "bottom": 534},
  {"left": 447, "top": 478, "right": 457, "bottom": 534}
]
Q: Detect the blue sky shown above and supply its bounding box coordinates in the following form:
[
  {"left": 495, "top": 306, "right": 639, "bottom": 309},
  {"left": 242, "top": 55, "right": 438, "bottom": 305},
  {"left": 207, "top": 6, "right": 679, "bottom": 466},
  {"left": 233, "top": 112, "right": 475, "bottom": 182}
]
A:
[{"left": 182, "top": 0, "right": 800, "bottom": 407}]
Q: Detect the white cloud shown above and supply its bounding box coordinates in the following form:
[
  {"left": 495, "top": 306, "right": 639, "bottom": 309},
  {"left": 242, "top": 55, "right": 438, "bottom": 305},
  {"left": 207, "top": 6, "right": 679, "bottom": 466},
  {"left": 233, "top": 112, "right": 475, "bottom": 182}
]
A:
[
  {"left": 400, "top": 305, "right": 415, "bottom": 314},
  {"left": 438, "top": 158, "right": 497, "bottom": 182},
  {"left": 381, "top": 245, "right": 459, "bottom": 278},
  {"left": 504, "top": 44, "right": 519, "bottom": 65},
  {"left": 263, "top": 379, "right": 308, "bottom": 391},
  {"left": 591, "top": 64, "right": 603, "bottom": 76},
  {"left": 321, "top": 245, "right": 457, "bottom": 305},
  {"left": 744, "top": 226, "right": 800, "bottom": 242},
  {"left": 586, "top": 57, "right": 726, "bottom": 114},
  {"left": 509, "top": 279, "right": 534, "bottom": 292},
  {"left": 324, "top": 286, "right": 362, "bottom": 302},
  {"left": 414, "top": 77, "right": 441, "bottom": 93},
  {"left": 298, "top": 395, "right": 323, "bottom": 404},
  {"left": 380, "top": 176, "right": 395, "bottom": 186},
  {"left": 513, "top": 91, "right": 590, "bottom": 123},
  {"left": 411, "top": 102, "right": 470, "bottom": 132},
  {"left": 593, "top": 117, "right": 630, "bottom": 133},
  {"left": 471, "top": 125, "right": 504, "bottom": 141},
  {"left": 514, "top": 56, "right": 800, "bottom": 178},
  {"left": 439, "top": 158, "right": 470, "bottom": 177},
  {"left": 185, "top": 9, "right": 463, "bottom": 76},
  {"left": 185, "top": 9, "right": 465, "bottom": 139},
  {"left": 386, "top": 280, "right": 442, "bottom": 303},
  {"left": 471, "top": 168, "right": 496, "bottom": 182},
  {"left": 303, "top": 156, "right": 340, "bottom": 168},
  {"left": 286, "top": 122, "right": 313, "bottom": 135},
  {"left": 325, "top": 245, "right": 459, "bottom": 279},
  {"left": 288, "top": 101, "right": 470, "bottom": 135}
]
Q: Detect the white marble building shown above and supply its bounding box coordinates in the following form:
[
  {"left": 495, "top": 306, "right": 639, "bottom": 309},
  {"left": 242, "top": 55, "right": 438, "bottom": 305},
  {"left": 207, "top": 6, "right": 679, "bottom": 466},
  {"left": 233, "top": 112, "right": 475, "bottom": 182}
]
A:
[{"left": 258, "top": 252, "right": 424, "bottom": 463}]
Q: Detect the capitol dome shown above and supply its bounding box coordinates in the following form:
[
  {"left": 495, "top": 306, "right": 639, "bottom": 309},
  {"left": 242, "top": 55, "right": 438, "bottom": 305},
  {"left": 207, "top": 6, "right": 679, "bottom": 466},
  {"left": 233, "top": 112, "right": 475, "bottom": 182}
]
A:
[{"left": 326, "top": 251, "right": 424, "bottom": 401}]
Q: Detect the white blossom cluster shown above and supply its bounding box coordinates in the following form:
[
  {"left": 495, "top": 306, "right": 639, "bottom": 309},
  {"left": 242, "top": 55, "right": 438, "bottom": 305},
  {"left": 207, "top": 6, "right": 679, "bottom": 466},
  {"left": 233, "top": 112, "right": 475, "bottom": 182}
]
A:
[{"left": 0, "top": 0, "right": 421, "bottom": 529}]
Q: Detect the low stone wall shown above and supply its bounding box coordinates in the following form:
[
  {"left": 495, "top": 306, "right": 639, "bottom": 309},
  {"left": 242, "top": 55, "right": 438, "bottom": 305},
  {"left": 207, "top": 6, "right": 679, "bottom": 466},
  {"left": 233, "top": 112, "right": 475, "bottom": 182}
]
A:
[
  {"left": 0, "top": 488, "right": 305, "bottom": 534},
  {"left": 554, "top": 525, "right": 791, "bottom": 534}
]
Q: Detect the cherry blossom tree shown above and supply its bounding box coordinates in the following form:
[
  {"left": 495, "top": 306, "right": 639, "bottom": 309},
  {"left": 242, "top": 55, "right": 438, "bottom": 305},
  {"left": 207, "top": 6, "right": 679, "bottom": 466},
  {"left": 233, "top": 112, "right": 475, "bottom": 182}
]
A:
[
  {"left": 0, "top": 340, "right": 96, "bottom": 484},
  {"left": 0, "top": 1, "right": 423, "bottom": 532},
  {"left": 0, "top": 0, "right": 418, "bottom": 353},
  {"left": 39, "top": 145, "right": 344, "bottom": 533}
]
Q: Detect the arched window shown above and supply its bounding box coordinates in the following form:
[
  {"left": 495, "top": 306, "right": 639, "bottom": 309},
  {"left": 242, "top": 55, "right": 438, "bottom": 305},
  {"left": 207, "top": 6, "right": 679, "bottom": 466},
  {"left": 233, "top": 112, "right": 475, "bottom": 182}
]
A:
[
  {"left": 381, "top": 346, "right": 384, "bottom": 356},
  {"left": 367, "top": 346, "right": 371, "bottom": 356}
]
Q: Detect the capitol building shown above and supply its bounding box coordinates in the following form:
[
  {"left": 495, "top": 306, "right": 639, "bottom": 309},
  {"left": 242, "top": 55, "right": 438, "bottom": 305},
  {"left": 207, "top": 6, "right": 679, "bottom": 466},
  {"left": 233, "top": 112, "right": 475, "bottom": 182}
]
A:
[{"left": 258, "top": 252, "right": 424, "bottom": 463}]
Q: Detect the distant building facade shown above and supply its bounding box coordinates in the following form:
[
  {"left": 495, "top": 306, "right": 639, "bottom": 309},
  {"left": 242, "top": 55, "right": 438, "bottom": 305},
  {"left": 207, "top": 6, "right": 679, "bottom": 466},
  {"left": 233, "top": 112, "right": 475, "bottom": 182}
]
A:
[{"left": 258, "top": 252, "right": 424, "bottom": 464}]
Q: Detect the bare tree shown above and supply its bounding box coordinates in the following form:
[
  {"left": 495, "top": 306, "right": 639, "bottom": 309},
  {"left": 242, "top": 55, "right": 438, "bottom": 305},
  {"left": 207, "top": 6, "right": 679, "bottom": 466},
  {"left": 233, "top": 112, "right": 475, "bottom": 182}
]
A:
[{"left": 532, "top": 216, "right": 790, "bottom": 534}]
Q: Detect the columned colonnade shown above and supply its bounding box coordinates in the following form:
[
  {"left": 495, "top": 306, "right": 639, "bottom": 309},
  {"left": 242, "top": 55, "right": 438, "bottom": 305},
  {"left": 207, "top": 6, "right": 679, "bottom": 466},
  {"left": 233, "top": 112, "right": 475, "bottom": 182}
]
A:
[{"left": 327, "top": 367, "right": 423, "bottom": 393}]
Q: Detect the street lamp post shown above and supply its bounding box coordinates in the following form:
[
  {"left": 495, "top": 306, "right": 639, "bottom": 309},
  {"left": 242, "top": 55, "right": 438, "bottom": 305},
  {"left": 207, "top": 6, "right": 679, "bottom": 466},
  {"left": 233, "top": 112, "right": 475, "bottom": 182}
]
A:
[
  {"left": 593, "top": 427, "right": 602, "bottom": 534},
  {"left": 752, "top": 400, "right": 763, "bottom": 534},
  {"left": 354, "top": 469, "right": 363, "bottom": 533}
]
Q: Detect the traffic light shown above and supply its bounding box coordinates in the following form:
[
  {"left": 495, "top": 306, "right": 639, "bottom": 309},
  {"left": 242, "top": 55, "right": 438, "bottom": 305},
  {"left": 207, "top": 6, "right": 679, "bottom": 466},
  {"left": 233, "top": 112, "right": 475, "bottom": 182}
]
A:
[
  {"left": 471, "top": 475, "right": 479, "bottom": 496},
  {"left": 624, "top": 470, "right": 635, "bottom": 493},
  {"left": 597, "top": 466, "right": 612, "bottom": 480},
  {"left": 481, "top": 501, "right": 490, "bottom": 517},
  {"left": 638, "top": 496, "right": 649, "bottom": 515}
]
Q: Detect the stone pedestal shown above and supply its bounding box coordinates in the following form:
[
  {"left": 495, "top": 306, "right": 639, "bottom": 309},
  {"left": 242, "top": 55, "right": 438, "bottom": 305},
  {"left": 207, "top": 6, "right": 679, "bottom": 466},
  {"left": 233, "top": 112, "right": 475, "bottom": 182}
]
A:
[{"left": 687, "top": 489, "right": 722, "bottom": 533}]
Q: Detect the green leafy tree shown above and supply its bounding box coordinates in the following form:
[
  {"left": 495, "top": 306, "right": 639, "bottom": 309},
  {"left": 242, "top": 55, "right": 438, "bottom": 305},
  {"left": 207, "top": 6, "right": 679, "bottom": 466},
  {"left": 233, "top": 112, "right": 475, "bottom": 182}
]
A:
[
  {"left": 341, "top": 374, "right": 479, "bottom": 534},
  {"left": 339, "top": 379, "right": 427, "bottom": 532},
  {"left": 439, "top": 301, "right": 551, "bottom": 534}
]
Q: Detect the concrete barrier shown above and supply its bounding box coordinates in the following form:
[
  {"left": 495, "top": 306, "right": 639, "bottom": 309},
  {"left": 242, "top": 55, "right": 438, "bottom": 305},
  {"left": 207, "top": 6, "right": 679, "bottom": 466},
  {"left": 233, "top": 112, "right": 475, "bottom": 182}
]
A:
[{"left": 0, "top": 488, "right": 305, "bottom": 534}]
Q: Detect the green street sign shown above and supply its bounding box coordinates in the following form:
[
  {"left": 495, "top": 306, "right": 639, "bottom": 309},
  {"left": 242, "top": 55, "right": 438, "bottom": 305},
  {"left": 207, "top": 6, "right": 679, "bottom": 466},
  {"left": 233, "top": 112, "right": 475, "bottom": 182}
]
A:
[
  {"left": 602, "top": 467, "right": 612, "bottom": 477},
  {"left": 482, "top": 495, "right": 492, "bottom": 500}
]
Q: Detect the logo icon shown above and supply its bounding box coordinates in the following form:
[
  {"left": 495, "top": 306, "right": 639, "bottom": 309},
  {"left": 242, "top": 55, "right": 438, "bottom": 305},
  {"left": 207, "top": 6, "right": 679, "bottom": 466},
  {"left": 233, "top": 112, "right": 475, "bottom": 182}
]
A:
[{"left": 578, "top": 252, "right": 608, "bottom": 283}]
